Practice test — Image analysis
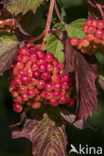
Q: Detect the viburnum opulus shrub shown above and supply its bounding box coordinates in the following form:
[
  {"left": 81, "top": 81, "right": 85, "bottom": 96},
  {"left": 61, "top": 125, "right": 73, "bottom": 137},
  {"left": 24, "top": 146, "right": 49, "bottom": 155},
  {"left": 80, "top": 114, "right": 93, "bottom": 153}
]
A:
[{"left": 0, "top": 0, "right": 104, "bottom": 155}]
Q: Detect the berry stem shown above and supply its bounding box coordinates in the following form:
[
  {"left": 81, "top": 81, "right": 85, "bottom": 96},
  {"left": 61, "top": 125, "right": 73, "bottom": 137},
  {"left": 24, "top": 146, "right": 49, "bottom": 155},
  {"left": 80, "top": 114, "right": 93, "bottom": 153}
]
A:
[
  {"left": 96, "top": 3, "right": 104, "bottom": 20},
  {"left": 41, "top": 0, "right": 55, "bottom": 49}
]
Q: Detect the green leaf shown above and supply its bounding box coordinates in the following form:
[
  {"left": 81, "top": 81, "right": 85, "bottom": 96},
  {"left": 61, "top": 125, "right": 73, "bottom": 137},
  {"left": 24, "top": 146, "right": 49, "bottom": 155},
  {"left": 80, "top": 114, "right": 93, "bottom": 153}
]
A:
[
  {"left": 44, "top": 24, "right": 64, "bottom": 63},
  {"left": 4, "top": 0, "right": 45, "bottom": 15},
  {"left": 66, "top": 18, "right": 86, "bottom": 39},
  {"left": 0, "top": 31, "right": 19, "bottom": 75},
  {"left": 10, "top": 112, "right": 68, "bottom": 156}
]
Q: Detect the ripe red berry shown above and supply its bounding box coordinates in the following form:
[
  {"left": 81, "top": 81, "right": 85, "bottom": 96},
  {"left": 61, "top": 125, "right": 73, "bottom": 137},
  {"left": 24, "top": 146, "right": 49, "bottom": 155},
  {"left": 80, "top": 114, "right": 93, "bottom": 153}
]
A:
[
  {"left": 47, "top": 62, "right": 54, "bottom": 72},
  {"left": 88, "top": 26, "right": 96, "bottom": 34},
  {"left": 52, "top": 74, "right": 60, "bottom": 82},
  {"left": 86, "top": 19, "right": 92, "bottom": 25},
  {"left": 16, "top": 96, "right": 23, "bottom": 104},
  {"left": 86, "top": 34, "right": 94, "bottom": 41},
  {"left": 30, "top": 53, "right": 38, "bottom": 62},
  {"left": 71, "top": 37, "right": 80, "bottom": 46},
  {"left": 30, "top": 77, "right": 38, "bottom": 86},
  {"left": 21, "top": 54, "right": 29, "bottom": 63},
  {"left": 67, "top": 99, "right": 74, "bottom": 107},
  {"left": 95, "top": 29, "right": 102, "bottom": 38},
  {"left": 36, "top": 50, "right": 45, "bottom": 58},
  {"left": 54, "top": 82, "right": 62, "bottom": 91},
  {"left": 33, "top": 71, "right": 41, "bottom": 78},
  {"left": 32, "top": 102, "right": 41, "bottom": 109},
  {"left": 45, "top": 92, "right": 53, "bottom": 100},
  {"left": 53, "top": 66, "right": 60, "bottom": 74},
  {"left": 58, "top": 63, "right": 64, "bottom": 73},
  {"left": 19, "top": 85, "right": 27, "bottom": 94},
  {"left": 42, "top": 72, "right": 51, "bottom": 81},
  {"left": 83, "top": 24, "right": 88, "bottom": 33},
  {"left": 59, "top": 95, "right": 68, "bottom": 104},
  {"left": 92, "top": 19, "right": 97, "bottom": 27},
  {"left": 81, "top": 38, "right": 89, "bottom": 47},
  {"left": 25, "top": 60, "right": 32, "bottom": 68},
  {"left": 37, "top": 58, "right": 46, "bottom": 65},
  {"left": 45, "top": 53, "right": 54, "bottom": 62},
  {"left": 15, "top": 61, "right": 24, "bottom": 69},
  {"left": 14, "top": 77, "right": 21, "bottom": 86},
  {"left": 37, "top": 80, "right": 45, "bottom": 89},
  {"left": 50, "top": 99, "right": 58, "bottom": 106},
  {"left": 61, "top": 73, "right": 71, "bottom": 82},
  {"left": 39, "top": 64, "right": 47, "bottom": 73},
  {"left": 27, "top": 89, "right": 35, "bottom": 98},
  {"left": 13, "top": 103, "right": 23, "bottom": 112},
  {"left": 53, "top": 91, "right": 61, "bottom": 99},
  {"left": 31, "top": 62, "right": 39, "bottom": 71},
  {"left": 97, "top": 20, "right": 104, "bottom": 29},
  {"left": 18, "top": 47, "right": 29, "bottom": 55},
  {"left": 21, "top": 75, "right": 29, "bottom": 84},
  {"left": 45, "top": 82, "right": 53, "bottom": 91},
  {"left": 53, "top": 57, "right": 58, "bottom": 66},
  {"left": 21, "top": 94, "right": 28, "bottom": 102},
  {"left": 11, "top": 91, "right": 18, "bottom": 98},
  {"left": 62, "top": 81, "right": 69, "bottom": 89},
  {"left": 18, "top": 68, "right": 26, "bottom": 76}
]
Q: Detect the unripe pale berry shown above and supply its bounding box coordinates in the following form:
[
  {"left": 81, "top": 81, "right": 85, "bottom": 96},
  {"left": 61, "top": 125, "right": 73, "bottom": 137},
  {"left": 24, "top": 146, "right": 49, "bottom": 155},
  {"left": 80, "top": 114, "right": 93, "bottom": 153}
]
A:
[{"left": 32, "top": 102, "right": 41, "bottom": 109}]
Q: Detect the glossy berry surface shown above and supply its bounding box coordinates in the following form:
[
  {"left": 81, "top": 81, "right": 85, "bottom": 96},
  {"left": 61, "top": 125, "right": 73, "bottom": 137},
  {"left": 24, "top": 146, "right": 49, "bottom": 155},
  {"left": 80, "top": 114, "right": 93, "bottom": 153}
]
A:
[{"left": 9, "top": 45, "right": 74, "bottom": 112}]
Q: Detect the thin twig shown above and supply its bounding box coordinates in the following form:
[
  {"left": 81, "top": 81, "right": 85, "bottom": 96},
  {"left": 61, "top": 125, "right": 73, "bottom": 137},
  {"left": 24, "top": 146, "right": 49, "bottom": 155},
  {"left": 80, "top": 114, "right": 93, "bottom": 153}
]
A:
[
  {"left": 55, "top": 1, "right": 66, "bottom": 25},
  {"left": 41, "top": 0, "right": 55, "bottom": 49}
]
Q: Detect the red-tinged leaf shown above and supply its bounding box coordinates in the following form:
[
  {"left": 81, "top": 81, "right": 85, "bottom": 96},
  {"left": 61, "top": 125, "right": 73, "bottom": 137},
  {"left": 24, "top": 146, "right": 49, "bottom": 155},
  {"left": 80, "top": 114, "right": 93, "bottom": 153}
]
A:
[
  {"left": 10, "top": 112, "right": 68, "bottom": 156},
  {"left": 0, "top": 31, "right": 19, "bottom": 75},
  {"left": 63, "top": 36, "right": 98, "bottom": 120},
  {"left": 59, "top": 108, "right": 96, "bottom": 130}
]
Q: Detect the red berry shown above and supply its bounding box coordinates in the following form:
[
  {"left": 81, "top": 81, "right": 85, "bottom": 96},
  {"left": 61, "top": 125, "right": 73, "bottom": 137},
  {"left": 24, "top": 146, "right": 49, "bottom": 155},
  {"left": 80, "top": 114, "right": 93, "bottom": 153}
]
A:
[
  {"left": 83, "top": 24, "right": 88, "bottom": 33},
  {"left": 13, "top": 103, "right": 23, "bottom": 112},
  {"left": 15, "top": 61, "right": 24, "bottom": 69},
  {"left": 19, "top": 85, "right": 27, "bottom": 94},
  {"left": 86, "top": 33, "right": 94, "bottom": 41},
  {"left": 50, "top": 99, "right": 58, "bottom": 106},
  {"left": 53, "top": 66, "right": 60, "bottom": 74},
  {"left": 92, "top": 19, "right": 97, "bottom": 27},
  {"left": 95, "top": 29, "right": 102, "bottom": 38},
  {"left": 21, "top": 75, "right": 29, "bottom": 84},
  {"left": 18, "top": 68, "right": 26, "bottom": 76},
  {"left": 45, "top": 92, "right": 53, "bottom": 100},
  {"left": 54, "top": 82, "right": 62, "bottom": 91},
  {"left": 27, "top": 90, "right": 35, "bottom": 98},
  {"left": 45, "top": 82, "right": 53, "bottom": 91},
  {"left": 67, "top": 99, "right": 74, "bottom": 107},
  {"left": 11, "top": 91, "right": 18, "bottom": 98},
  {"left": 52, "top": 74, "right": 60, "bottom": 82},
  {"left": 36, "top": 50, "right": 45, "bottom": 58},
  {"left": 21, "top": 54, "right": 29, "bottom": 63},
  {"left": 31, "top": 62, "right": 39, "bottom": 71},
  {"left": 21, "top": 94, "right": 28, "bottom": 102},
  {"left": 39, "top": 64, "right": 47, "bottom": 73},
  {"left": 97, "top": 20, "right": 104, "bottom": 29},
  {"left": 86, "top": 19, "right": 92, "bottom": 25},
  {"left": 25, "top": 60, "right": 32, "bottom": 68},
  {"left": 30, "top": 77, "right": 38, "bottom": 86},
  {"left": 58, "top": 63, "right": 64, "bottom": 73},
  {"left": 71, "top": 37, "right": 79, "bottom": 46},
  {"left": 37, "top": 80, "right": 45, "bottom": 89},
  {"left": 88, "top": 26, "right": 96, "bottom": 34},
  {"left": 16, "top": 96, "right": 23, "bottom": 104},
  {"left": 45, "top": 53, "right": 54, "bottom": 62},
  {"left": 53, "top": 91, "right": 61, "bottom": 99},
  {"left": 53, "top": 57, "right": 58, "bottom": 66},
  {"left": 62, "top": 81, "right": 69, "bottom": 89},
  {"left": 37, "top": 58, "right": 46, "bottom": 65},
  {"left": 47, "top": 62, "right": 54, "bottom": 72},
  {"left": 26, "top": 68, "right": 32, "bottom": 77},
  {"left": 33, "top": 71, "right": 41, "bottom": 78},
  {"left": 30, "top": 53, "right": 38, "bottom": 62},
  {"left": 42, "top": 72, "right": 51, "bottom": 81},
  {"left": 94, "top": 37, "right": 101, "bottom": 44},
  {"left": 61, "top": 73, "right": 71, "bottom": 82},
  {"left": 32, "top": 102, "right": 41, "bottom": 109},
  {"left": 59, "top": 95, "right": 68, "bottom": 104},
  {"left": 18, "top": 47, "right": 29, "bottom": 55},
  {"left": 81, "top": 38, "right": 89, "bottom": 47},
  {"left": 14, "top": 77, "right": 21, "bottom": 86}
]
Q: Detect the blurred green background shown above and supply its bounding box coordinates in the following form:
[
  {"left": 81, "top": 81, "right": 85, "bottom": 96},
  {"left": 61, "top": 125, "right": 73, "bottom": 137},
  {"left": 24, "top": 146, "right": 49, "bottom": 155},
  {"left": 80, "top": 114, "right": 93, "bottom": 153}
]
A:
[{"left": 0, "top": 0, "right": 104, "bottom": 156}]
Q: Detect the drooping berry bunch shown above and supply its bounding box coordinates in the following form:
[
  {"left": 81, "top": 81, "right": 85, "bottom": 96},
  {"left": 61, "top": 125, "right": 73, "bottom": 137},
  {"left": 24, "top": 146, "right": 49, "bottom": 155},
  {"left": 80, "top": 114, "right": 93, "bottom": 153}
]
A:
[
  {"left": 9, "top": 44, "right": 74, "bottom": 113},
  {"left": 71, "top": 19, "right": 104, "bottom": 55}
]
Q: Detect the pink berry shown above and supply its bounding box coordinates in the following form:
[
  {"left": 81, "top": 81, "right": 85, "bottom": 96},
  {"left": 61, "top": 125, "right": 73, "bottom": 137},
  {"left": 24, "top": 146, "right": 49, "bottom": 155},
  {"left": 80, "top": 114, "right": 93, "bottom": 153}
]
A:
[
  {"left": 14, "top": 77, "right": 21, "bottom": 86},
  {"left": 13, "top": 103, "right": 23, "bottom": 112},
  {"left": 18, "top": 47, "right": 29, "bottom": 55},
  {"left": 62, "top": 81, "right": 69, "bottom": 89},
  {"left": 30, "top": 53, "right": 38, "bottom": 62},
  {"left": 86, "top": 19, "right": 92, "bottom": 25},
  {"left": 37, "top": 58, "right": 46, "bottom": 65},
  {"left": 86, "top": 33, "right": 94, "bottom": 41},
  {"left": 45, "top": 92, "right": 53, "bottom": 100},
  {"left": 21, "top": 94, "right": 28, "bottom": 102},
  {"left": 18, "top": 68, "right": 26, "bottom": 76},
  {"left": 59, "top": 95, "right": 68, "bottom": 104},
  {"left": 92, "top": 19, "right": 97, "bottom": 27},
  {"left": 16, "top": 96, "right": 23, "bottom": 104},
  {"left": 53, "top": 66, "right": 60, "bottom": 74},
  {"left": 53, "top": 91, "right": 61, "bottom": 99},
  {"left": 83, "top": 24, "right": 88, "bottom": 33},
  {"left": 97, "top": 20, "right": 104, "bottom": 29},
  {"left": 27, "top": 90, "right": 35, "bottom": 98},
  {"left": 61, "top": 73, "right": 71, "bottom": 82},
  {"left": 15, "top": 61, "right": 24, "bottom": 69},
  {"left": 53, "top": 57, "right": 58, "bottom": 66},
  {"left": 33, "top": 71, "right": 41, "bottom": 78},
  {"left": 95, "top": 29, "right": 102, "bottom": 38},
  {"left": 21, "top": 54, "right": 29, "bottom": 63},
  {"left": 45, "top": 53, "right": 54, "bottom": 62},
  {"left": 88, "top": 26, "right": 96, "bottom": 34}
]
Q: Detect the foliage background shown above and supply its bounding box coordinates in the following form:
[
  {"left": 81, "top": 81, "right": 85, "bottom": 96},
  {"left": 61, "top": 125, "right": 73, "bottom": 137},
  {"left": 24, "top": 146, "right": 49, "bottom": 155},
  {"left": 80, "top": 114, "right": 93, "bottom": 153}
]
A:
[{"left": 0, "top": 0, "right": 104, "bottom": 155}]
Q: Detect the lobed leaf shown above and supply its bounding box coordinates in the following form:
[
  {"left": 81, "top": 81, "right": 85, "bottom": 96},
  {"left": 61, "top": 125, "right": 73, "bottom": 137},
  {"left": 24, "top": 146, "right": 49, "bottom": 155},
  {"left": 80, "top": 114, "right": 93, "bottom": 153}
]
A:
[
  {"left": 10, "top": 112, "right": 68, "bottom": 156},
  {"left": 4, "top": 0, "right": 45, "bottom": 15},
  {"left": 0, "top": 31, "right": 19, "bottom": 75},
  {"left": 63, "top": 37, "right": 98, "bottom": 120}
]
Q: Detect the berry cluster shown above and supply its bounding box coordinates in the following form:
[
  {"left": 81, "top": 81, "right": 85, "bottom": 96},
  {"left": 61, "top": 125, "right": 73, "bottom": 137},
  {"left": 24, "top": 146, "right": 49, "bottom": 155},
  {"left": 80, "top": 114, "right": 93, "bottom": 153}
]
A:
[
  {"left": 71, "top": 19, "right": 104, "bottom": 55},
  {"left": 9, "top": 44, "right": 74, "bottom": 113}
]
